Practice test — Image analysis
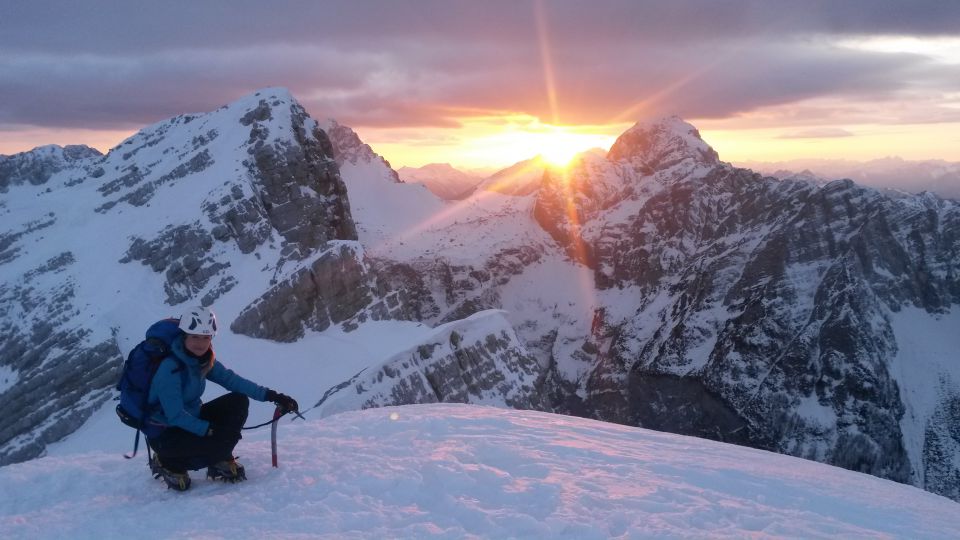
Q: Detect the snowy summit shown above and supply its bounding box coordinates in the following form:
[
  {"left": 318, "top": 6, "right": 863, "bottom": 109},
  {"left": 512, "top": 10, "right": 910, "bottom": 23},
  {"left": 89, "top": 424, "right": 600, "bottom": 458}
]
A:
[{"left": 3, "top": 404, "right": 959, "bottom": 539}]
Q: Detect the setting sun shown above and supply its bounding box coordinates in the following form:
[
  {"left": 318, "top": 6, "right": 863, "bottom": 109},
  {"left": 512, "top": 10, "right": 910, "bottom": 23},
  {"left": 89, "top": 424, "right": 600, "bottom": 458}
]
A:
[
  {"left": 364, "top": 116, "right": 623, "bottom": 171},
  {"left": 457, "top": 123, "right": 619, "bottom": 169},
  {"left": 533, "top": 130, "right": 603, "bottom": 167}
]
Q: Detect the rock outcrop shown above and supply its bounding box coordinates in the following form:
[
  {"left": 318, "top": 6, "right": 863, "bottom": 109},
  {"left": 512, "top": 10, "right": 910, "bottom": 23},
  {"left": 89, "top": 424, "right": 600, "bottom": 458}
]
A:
[
  {"left": 231, "top": 242, "right": 412, "bottom": 341},
  {"left": 341, "top": 116, "right": 960, "bottom": 501},
  {"left": 0, "top": 144, "right": 102, "bottom": 192},
  {"left": 315, "top": 310, "right": 549, "bottom": 417}
]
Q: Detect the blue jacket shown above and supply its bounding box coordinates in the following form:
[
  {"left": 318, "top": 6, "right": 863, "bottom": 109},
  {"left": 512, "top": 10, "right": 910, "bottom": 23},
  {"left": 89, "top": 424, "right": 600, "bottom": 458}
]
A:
[{"left": 147, "top": 335, "right": 268, "bottom": 436}]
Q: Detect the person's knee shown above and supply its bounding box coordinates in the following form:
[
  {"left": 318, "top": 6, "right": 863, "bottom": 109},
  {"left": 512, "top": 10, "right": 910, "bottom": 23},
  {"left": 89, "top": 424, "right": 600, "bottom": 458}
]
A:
[{"left": 227, "top": 392, "right": 249, "bottom": 409}]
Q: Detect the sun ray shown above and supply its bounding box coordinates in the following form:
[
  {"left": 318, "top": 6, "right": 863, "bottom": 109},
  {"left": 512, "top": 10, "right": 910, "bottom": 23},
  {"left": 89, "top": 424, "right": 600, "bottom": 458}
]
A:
[
  {"left": 607, "top": 43, "right": 744, "bottom": 125},
  {"left": 531, "top": 1, "right": 600, "bottom": 326},
  {"left": 534, "top": 0, "right": 560, "bottom": 125}
]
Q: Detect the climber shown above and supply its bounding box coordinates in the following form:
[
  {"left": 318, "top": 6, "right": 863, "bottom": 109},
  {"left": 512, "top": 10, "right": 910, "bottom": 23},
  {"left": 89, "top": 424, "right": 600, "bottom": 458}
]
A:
[{"left": 142, "top": 306, "right": 298, "bottom": 491}]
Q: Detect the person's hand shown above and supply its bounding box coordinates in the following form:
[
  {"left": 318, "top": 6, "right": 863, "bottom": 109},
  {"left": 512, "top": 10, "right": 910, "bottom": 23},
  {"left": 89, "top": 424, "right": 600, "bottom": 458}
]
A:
[{"left": 265, "top": 390, "right": 299, "bottom": 414}]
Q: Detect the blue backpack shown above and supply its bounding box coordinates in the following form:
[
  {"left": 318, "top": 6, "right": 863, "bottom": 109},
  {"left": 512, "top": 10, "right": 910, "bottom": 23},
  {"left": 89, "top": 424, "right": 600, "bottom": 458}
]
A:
[{"left": 115, "top": 318, "right": 184, "bottom": 457}]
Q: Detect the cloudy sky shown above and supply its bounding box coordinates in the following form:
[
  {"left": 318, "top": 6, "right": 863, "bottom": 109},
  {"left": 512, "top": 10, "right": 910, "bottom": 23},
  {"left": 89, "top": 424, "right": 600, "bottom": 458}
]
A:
[{"left": 2, "top": 0, "right": 959, "bottom": 169}]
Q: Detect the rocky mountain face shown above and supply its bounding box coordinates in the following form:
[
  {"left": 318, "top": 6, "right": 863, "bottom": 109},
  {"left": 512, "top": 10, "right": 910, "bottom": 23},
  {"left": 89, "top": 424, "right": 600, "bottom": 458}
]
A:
[
  {"left": 315, "top": 311, "right": 549, "bottom": 417},
  {"left": 230, "top": 242, "right": 411, "bottom": 341},
  {"left": 0, "top": 144, "right": 102, "bottom": 193},
  {"left": 319, "top": 118, "right": 401, "bottom": 184},
  {"left": 0, "top": 89, "right": 405, "bottom": 465},
  {"left": 534, "top": 119, "right": 959, "bottom": 499},
  {"left": 322, "top": 116, "right": 960, "bottom": 501}
]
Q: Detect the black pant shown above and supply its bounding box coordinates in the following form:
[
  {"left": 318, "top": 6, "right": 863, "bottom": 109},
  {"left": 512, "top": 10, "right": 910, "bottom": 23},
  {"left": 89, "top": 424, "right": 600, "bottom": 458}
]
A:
[{"left": 149, "top": 392, "right": 249, "bottom": 472}]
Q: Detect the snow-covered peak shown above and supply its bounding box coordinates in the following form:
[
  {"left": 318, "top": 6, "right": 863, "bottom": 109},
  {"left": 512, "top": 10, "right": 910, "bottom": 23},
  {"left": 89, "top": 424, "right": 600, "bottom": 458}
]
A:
[
  {"left": 0, "top": 143, "right": 101, "bottom": 161},
  {"left": 607, "top": 115, "right": 720, "bottom": 170},
  {"left": 107, "top": 87, "right": 315, "bottom": 161},
  {"left": 322, "top": 122, "right": 445, "bottom": 255},
  {"left": 400, "top": 162, "right": 461, "bottom": 176},
  {"left": 397, "top": 163, "right": 483, "bottom": 200},
  {"left": 317, "top": 118, "right": 397, "bottom": 177},
  {"left": 476, "top": 156, "right": 552, "bottom": 196},
  {"left": 0, "top": 143, "right": 102, "bottom": 191}
]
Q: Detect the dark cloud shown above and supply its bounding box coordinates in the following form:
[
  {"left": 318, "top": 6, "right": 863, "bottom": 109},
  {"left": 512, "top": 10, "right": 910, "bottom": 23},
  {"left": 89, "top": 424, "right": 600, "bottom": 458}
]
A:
[
  {"left": 1, "top": 1, "right": 959, "bottom": 132},
  {"left": 4, "top": 1, "right": 959, "bottom": 54}
]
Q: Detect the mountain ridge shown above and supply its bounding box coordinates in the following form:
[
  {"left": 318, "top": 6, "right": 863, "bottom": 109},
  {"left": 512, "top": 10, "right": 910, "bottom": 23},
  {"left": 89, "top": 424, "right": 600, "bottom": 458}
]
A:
[{"left": 2, "top": 88, "right": 959, "bottom": 504}]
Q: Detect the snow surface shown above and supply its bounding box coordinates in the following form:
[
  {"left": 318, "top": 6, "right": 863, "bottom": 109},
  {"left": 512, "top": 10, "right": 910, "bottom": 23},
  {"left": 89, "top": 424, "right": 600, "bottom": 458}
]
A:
[
  {"left": 346, "top": 175, "right": 553, "bottom": 264},
  {"left": 336, "top": 159, "right": 448, "bottom": 257},
  {"left": 0, "top": 364, "right": 16, "bottom": 394},
  {"left": 4, "top": 404, "right": 960, "bottom": 539},
  {"left": 888, "top": 307, "right": 960, "bottom": 484},
  {"left": 397, "top": 163, "right": 483, "bottom": 199}
]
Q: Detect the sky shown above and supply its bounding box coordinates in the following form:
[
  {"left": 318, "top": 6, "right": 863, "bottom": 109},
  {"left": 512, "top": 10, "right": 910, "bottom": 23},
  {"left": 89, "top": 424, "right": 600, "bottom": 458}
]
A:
[{"left": 2, "top": 0, "right": 960, "bottom": 170}]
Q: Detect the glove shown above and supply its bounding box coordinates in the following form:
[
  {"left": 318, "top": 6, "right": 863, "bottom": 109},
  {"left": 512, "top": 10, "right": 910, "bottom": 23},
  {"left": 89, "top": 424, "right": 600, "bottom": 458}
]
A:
[{"left": 265, "top": 389, "right": 299, "bottom": 414}]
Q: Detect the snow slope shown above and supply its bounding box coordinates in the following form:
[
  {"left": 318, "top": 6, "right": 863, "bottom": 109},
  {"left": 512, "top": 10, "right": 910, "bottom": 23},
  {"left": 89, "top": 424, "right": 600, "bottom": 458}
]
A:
[
  {"left": 397, "top": 163, "right": 483, "bottom": 200},
  {"left": 888, "top": 307, "right": 960, "bottom": 485},
  {"left": 3, "top": 404, "right": 958, "bottom": 539}
]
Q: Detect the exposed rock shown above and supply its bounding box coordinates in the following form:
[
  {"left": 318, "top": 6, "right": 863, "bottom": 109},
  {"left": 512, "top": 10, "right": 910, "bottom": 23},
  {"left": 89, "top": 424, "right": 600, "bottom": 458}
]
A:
[
  {"left": 345, "top": 117, "right": 960, "bottom": 501},
  {"left": 231, "top": 242, "right": 411, "bottom": 341},
  {"left": 0, "top": 214, "right": 57, "bottom": 266},
  {"left": 244, "top": 105, "right": 357, "bottom": 260},
  {"left": 0, "top": 252, "right": 119, "bottom": 465},
  {"left": 555, "top": 158, "right": 959, "bottom": 498},
  {"left": 315, "top": 311, "right": 549, "bottom": 417},
  {"left": 320, "top": 119, "right": 401, "bottom": 183},
  {"left": 0, "top": 145, "right": 102, "bottom": 192},
  {"left": 369, "top": 244, "right": 546, "bottom": 325}
]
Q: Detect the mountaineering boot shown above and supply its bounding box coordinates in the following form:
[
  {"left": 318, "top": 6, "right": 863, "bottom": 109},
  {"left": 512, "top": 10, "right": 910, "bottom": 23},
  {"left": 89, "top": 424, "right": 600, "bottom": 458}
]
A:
[
  {"left": 150, "top": 454, "right": 191, "bottom": 491},
  {"left": 149, "top": 453, "right": 163, "bottom": 476},
  {"left": 207, "top": 457, "right": 246, "bottom": 482},
  {"left": 159, "top": 468, "right": 191, "bottom": 491}
]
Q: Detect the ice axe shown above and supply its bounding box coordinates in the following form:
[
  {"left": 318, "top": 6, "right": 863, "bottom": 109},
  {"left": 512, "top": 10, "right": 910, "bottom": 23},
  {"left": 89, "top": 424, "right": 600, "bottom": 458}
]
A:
[{"left": 271, "top": 406, "right": 283, "bottom": 467}]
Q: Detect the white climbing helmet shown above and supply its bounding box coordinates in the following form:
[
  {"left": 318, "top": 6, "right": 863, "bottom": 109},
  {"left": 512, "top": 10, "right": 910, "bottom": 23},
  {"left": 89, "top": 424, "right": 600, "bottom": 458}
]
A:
[{"left": 178, "top": 306, "right": 218, "bottom": 336}]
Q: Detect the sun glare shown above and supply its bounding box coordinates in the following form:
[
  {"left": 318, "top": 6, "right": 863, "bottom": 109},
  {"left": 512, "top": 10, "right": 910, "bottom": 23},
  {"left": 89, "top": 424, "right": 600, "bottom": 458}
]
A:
[
  {"left": 363, "top": 116, "right": 626, "bottom": 171},
  {"left": 459, "top": 121, "right": 619, "bottom": 170},
  {"left": 535, "top": 131, "right": 599, "bottom": 167}
]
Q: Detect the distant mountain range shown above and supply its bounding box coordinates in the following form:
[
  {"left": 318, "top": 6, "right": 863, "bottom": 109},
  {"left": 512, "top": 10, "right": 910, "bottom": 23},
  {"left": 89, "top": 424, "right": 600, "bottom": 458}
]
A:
[
  {"left": 402, "top": 154, "right": 960, "bottom": 204},
  {"left": 2, "top": 88, "right": 959, "bottom": 505},
  {"left": 397, "top": 163, "right": 484, "bottom": 200},
  {"left": 740, "top": 157, "right": 960, "bottom": 200},
  {"left": 398, "top": 156, "right": 558, "bottom": 200}
]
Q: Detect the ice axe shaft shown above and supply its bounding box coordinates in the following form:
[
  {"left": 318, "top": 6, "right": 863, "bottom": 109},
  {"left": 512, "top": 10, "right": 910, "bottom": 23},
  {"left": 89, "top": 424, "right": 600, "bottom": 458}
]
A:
[{"left": 271, "top": 406, "right": 282, "bottom": 468}]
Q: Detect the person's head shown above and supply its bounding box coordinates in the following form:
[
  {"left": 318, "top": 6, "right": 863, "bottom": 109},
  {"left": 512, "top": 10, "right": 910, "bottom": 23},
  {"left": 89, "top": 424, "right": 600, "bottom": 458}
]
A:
[{"left": 178, "top": 306, "right": 218, "bottom": 357}]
